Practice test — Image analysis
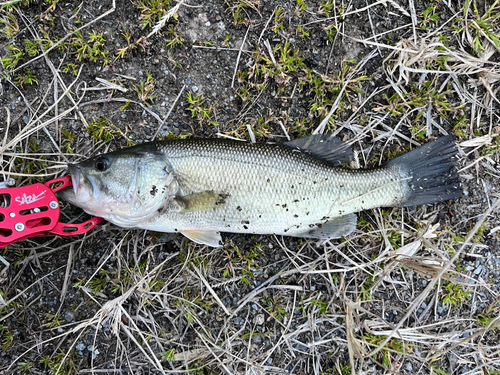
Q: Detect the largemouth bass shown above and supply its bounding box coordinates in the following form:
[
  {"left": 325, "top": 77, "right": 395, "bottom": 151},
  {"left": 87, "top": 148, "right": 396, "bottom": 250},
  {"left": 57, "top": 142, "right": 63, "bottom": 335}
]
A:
[{"left": 61, "top": 135, "right": 461, "bottom": 247}]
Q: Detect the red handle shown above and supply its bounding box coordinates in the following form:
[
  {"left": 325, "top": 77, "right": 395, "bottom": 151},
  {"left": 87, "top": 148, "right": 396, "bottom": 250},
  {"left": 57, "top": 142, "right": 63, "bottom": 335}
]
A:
[
  {"left": 0, "top": 176, "right": 103, "bottom": 247},
  {"left": 50, "top": 216, "right": 103, "bottom": 236}
]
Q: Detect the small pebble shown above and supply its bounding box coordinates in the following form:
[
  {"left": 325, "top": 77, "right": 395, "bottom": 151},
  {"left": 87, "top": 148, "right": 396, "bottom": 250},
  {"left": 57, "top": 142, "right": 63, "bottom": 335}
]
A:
[
  {"left": 185, "top": 78, "right": 192, "bottom": 85},
  {"left": 23, "top": 116, "right": 29, "bottom": 124},
  {"left": 474, "top": 265, "right": 483, "bottom": 275},
  {"left": 254, "top": 314, "right": 265, "bottom": 325},
  {"left": 64, "top": 312, "right": 75, "bottom": 322},
  {"left": 192, "top": 86, "right": 198, "bottom": 92},
  {"left": 205, "top": 21, "right": 211, "bottom": 27},
  {"left": 76, "top": 342, "right": 86, "bottom": 351}
]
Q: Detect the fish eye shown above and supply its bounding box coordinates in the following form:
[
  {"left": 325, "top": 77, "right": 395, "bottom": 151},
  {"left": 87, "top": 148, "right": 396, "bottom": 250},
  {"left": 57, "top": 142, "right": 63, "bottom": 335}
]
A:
[{"left": 95, "top": 158, "right": 109, "bottom": 172}]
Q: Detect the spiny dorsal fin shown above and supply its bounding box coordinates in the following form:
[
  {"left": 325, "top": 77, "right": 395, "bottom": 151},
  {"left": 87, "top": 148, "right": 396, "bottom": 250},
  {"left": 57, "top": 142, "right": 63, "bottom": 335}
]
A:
[{"left": 283, "top": 134, "right": 354, "bottom": 167}]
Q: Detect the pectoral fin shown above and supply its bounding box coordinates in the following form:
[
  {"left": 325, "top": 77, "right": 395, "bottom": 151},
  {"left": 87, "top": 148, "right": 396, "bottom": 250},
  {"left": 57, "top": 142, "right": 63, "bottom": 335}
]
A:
[
  {"left": 176, "top": 191, "right": 229, "bottom": 213},
  {"left": 181, "top": 229, "right": 222, "bottom": 247},
  {"left": 296, "top": 214, "right": 357, "bottom": 239}
]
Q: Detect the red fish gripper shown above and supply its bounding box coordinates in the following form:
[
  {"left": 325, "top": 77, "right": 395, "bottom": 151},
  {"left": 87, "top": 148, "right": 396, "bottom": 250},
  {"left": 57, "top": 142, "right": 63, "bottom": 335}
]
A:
[{"left": 0, "top": 176, "right": 103, "bottom": 247}]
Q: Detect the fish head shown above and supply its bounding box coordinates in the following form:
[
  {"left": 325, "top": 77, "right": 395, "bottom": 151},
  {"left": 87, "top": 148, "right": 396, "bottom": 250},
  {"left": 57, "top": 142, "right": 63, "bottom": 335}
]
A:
[{"left": 62, "top": 148, "right": 176, "bottom": 227}]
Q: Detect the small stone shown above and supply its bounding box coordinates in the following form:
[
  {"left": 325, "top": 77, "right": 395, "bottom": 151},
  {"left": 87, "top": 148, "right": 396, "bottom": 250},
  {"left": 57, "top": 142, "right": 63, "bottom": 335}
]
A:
[
  {"left": 23, "top": 116, "right": 29, "bottom": 124},
  {"left": 192, "top": 86, "right": 199, "bottom": 92},
  {"left": 234, "top": 317, "right": 244, "bottom": 325},
  {"left": 185, "top": 78, "right": 192, "bottom": 85},
  {"left": 205, "top": 21, "right": 211, "bottom": 27},
  {"left": 76, "top": 342, "right": 86, "bottom": 351},
  {"left": 64, "top": 312, "right": 75, "bottom": 322},
  {"left": 164, "top": 70, "right": 169, "bottom": 75},
  {"left": 474, "top": 265, "right": 483, "bottom": 275},
  {"left": 437, "top": 303, "right": 446, "bottom": 315},
  {"left": 121, "top": 114, "right": 126, "bottom": 119},
  {"left": 406, "top": 362, "right": 413, "bottom": 371},
  {"left": 254, "top": 314, "right": 265, "bottom": 325}
]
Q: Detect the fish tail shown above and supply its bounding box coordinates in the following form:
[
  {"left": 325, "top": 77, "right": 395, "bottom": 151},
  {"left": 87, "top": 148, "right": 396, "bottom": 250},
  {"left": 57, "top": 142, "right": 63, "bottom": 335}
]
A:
[{"left": 388, "top": 135, "right": 462, "bottom": 207}]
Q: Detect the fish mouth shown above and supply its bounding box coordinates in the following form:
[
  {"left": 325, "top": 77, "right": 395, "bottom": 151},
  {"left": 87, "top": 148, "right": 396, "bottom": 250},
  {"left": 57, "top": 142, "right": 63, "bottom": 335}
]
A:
[{"left": 67, "top": 163, "right": 81, "bottom": 196}]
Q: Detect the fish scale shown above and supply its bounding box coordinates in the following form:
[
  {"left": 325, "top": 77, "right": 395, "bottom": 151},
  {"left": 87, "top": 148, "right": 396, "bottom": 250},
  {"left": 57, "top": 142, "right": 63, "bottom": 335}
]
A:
[
  {"left": 62, "top": 135, "right": 461, "bottom": 247},
  {"left": 144, "top": 140, "right": 406, "bottom": 235}
]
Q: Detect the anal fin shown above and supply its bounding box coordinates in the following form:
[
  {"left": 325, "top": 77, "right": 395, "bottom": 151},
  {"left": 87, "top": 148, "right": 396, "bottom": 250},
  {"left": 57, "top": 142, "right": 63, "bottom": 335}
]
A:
[
  {"left": 181, "top": 229, "right": 222, "bottom": 247},
  {"left": 295, "top": 214, "right": 357, "bottom": 239}
]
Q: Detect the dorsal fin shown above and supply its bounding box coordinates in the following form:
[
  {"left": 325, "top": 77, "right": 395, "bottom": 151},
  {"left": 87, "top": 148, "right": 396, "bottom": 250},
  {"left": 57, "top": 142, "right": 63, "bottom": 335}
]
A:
[{"left": 282, "top": 134, "right": 354, "bottom": 167}]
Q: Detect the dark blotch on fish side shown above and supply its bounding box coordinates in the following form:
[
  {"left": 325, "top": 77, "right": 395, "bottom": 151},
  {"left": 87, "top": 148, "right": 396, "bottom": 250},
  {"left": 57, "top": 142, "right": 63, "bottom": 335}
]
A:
[{"left": 150, "top": 185, "right": 158, "bottom": 196}]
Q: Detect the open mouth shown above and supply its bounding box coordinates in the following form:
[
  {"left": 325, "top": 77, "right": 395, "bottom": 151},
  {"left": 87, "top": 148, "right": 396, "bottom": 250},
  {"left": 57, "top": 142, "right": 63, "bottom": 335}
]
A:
[{"left": 67, "top": 164, "right": 81, "bottom": 196}]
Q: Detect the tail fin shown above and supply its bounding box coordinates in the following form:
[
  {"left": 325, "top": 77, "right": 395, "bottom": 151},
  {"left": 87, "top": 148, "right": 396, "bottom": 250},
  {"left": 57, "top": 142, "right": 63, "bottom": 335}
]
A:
[{"left": 388, "top": 135, "right": 462, "bottom": 207}]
